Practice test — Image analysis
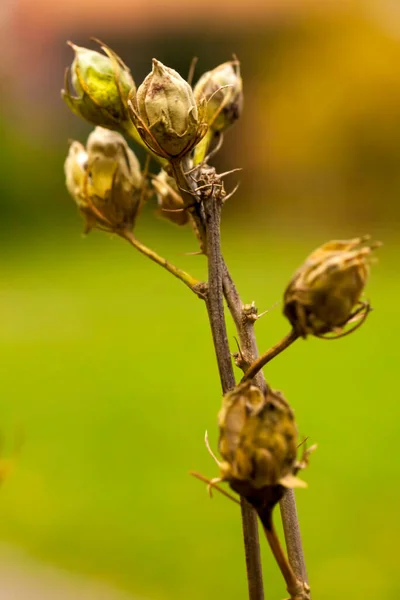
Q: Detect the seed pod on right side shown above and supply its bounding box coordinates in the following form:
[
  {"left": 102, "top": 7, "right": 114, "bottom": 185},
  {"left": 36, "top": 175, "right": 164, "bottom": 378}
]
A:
[
  {"left": 283, "top": 236, "right": 381, "bottom": 338},
  {"left": 193, "top": 59, "right": 243, "bottom": 132}
]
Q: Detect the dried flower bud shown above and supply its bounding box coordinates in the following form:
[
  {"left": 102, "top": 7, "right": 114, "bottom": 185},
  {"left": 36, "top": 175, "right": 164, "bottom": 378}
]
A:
[
  {"left": 129, "top": 59, "right": 208, "bottom": 159},
  {"left": 283, "top": 236, "right": 381, "bottom": 338},
  {"left": 62, "top": 41, "right": 135, "bottom": 132},
  {"left": 152, "top": 170, "right": 189, "bottom": 226},
  {"left": 194, "top": 59, "right": 243, "bottom": 132},
  {"left": 64, "top": 127, "right": 143, "bottom": 233},
  {"left": 217, "top": 382, "right": 303, "bottom": 492}
]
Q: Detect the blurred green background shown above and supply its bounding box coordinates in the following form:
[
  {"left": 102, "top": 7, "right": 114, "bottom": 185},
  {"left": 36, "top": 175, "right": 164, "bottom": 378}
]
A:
[{"left": 1, "top": 1, "right": 399, "bottom": 599}]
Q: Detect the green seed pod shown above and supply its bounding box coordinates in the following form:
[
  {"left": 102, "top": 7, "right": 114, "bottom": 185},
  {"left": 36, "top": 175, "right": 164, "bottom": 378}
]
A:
[
  {"left": 283, "top": 236, "right": 381, "bottom": 338},
  {"left": 129, "top": 59, "right": 208, "bottom": 159},
  {"left": 62, "top": 41, "right": 135, "bottom": 132},
  {"left": 64, "top": 127, "right": 143, "bottom": 233},
  {"left": 152, "top": 170, "right": 189, "bottom": 226},
  {"left": 194, "top": 59, "right": 243, "bottom": 132}
]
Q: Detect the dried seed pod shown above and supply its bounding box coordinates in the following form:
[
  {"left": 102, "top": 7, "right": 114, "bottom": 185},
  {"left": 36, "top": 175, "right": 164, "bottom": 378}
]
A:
[
  {"left": 129, "top": 59, "right": 208, "bottom": 159},
  {"left": 193, "top": 59, "right": 243, "bottom": 132},
  {"left": 64, "top": 127, "right": 143, "bottom": 233},
  {"left": 62, "top": 41, "right": 135, "bottom": 133},
  {"left": 213, "top": 383, "right": 314, "bottom": 599},
  {"left": 283, "top": 236, "right": 381, "bottom": 338},
  {"left": 217, "top": 382, "right": 303, "bottom": 492}
]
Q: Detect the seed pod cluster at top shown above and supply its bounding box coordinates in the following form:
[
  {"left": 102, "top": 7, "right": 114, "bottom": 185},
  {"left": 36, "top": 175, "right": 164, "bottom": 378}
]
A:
[
  {"left": 63, "top": 42, "right": 244, "bottom": 161},
  {"left": 283, "top": 236, "right": 381, "bottom": 338},
  {"left": 217, "top": 382, "right": 305, "bottom": 495},
  {"left": 64, "top": 127, "right": 143, "bottom": 233}
]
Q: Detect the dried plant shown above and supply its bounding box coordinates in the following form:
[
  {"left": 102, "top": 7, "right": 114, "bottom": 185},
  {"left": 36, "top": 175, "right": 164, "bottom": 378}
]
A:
[{"left": 62, "top": 39, "right": 380, "bottom": 600}]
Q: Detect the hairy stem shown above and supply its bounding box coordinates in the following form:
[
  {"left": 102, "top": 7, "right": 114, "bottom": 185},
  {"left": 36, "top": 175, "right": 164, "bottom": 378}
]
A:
[
  {"left": 241, "top": 329, "right": 299, "bottom": 383},
  {"left": 121, "top": 229, "right": 205, "bottom": 298}
]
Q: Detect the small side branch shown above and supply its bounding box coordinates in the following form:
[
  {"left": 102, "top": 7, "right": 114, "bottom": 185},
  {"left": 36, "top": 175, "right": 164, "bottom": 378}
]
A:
[
  {"left": 120, "top": 229, "right": 206, "bottom": 298},
  {"left": 242, "top": 330, "right": 299, "bottom": 383}
]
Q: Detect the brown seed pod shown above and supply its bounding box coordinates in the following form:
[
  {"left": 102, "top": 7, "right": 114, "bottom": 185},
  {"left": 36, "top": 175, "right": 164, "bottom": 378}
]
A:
[
  {"left": 217, "top": 382, "right": 303, "bottom": 492},
  {"left": 283, "top": 236, "right": 381, "bottom": 338}
]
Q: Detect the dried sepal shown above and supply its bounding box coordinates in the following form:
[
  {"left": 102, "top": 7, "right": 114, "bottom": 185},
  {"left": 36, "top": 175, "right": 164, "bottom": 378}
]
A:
[
  {"left": 152, "top": 169, "right": 189, "bottom": 226},
  {"left": 283, "top": 235, "right": 381, "bottom": 338}
]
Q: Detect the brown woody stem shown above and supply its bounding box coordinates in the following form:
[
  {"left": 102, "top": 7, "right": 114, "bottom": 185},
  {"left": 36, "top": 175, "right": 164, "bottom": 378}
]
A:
[
  {"left": 203, "top": 195, "right": 265, "bottom": 600},
  {"left": 171, "top": 156, "right": 265, "bottom": 600},
  {"left": 220, "top": 263, "right": 308, "bottom": 590},
  {"left": 280, "top": 490, "right": 309, "bottom": 585}
]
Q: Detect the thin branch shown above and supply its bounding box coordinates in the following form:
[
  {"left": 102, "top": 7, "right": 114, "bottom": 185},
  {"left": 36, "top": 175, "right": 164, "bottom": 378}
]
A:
[
  {"left": 263, "top": 523, "right": 309, "bottom": 600},
  {"left": 120, "top": 229, "right": 206, "bottom": 298},
  {"left": 241, "top": 329, "right": 299, "bottom": 383},
  {"left": 221, "top": 261, "right": 266, "bottom": 391},
  {"left": 203, "top": 199, "right": 236, "bottom": 392},
  {"left": 279, "top": 490, "right": 309, "bottom": 585}
]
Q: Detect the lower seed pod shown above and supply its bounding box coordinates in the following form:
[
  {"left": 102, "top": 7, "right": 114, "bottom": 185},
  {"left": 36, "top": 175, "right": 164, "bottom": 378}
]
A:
[{"left": 217, "top": 382, "right": 305, "bottom": 492}]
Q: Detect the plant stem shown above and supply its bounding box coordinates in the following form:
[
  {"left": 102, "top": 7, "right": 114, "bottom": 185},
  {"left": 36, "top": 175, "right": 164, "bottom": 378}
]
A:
[
  {"left": 220, "top": 263, "right": 309, "bottom": 590},
  {"left": 203, "top": 196, "right": 264, "bottom": 600},
  {"left": 279, "top": 490, "right": 309, "bottom": 585},
  {"left": 221, "top": 261, "right": 266, "bottom": 391},
  {"left": 263, "top": 523, "right": 308, "bottom": 600},
  {"left": 120, "top": 230, "right": 205, "bottom": 298},
  {"left": 241, "top": 329, "right": 299, "bottom": 383},
  {"left": 203, "top": 200, "right": 235, "bottom": 392},
  {"left": 170, "top": 157, "right": 264, "bottom": 599}
]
